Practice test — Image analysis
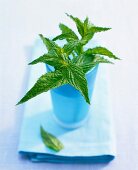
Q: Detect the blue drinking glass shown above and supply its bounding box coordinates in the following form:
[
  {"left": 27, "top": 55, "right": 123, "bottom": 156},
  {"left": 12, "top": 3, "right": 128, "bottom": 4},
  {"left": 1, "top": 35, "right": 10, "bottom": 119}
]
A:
[{"left": 46, "top": 64, "right": 99, "bottom": 129}]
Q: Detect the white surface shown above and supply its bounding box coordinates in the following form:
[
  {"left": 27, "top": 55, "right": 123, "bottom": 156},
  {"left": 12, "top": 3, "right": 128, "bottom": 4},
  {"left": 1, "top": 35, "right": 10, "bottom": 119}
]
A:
[{"left": 0, "top": 0, "right": 138, "bottom": 169}]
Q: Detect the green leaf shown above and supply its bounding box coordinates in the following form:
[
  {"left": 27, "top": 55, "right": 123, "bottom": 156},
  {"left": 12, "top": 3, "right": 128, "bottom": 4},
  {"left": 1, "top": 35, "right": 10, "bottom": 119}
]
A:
[
  {"left": 85, "top": 47, "right": 120, "bottom": 59},
  {"left": 16, "top": 71, "right": 66, "bottom": 105},
  {"left": 83, "top": 17, "right": 89, "bottom": 35},
  {"left": 40, "top": 126, "right": 64, "bottom": 152},
  {"left": 73, "top": 54, "right": 95, "bottom": 73},
  {"left": 82, "top": 56, "right": 113, "bottom": 73},
  {"left": 53, "top": 23, "right": 78, "bottom": 42},
  {"left": 90, "top": 25, "right": 111, "bottom": 33},
  {"left": 63, "top": 40, "right": 81, "bottom": 55},
  {"left": 59, "top": 24, "right": 83, "bottom": 55},
  {"left": 73, "top": 53, "right": 113, "bottom": 73},
  {"left": 93, "top": 55, "right": 113, "bottom": 63},
  {"left": 81, "top": 26, "right": 111, "bottom": 45},
  {"left": 62, "top": 63, "right": 90, "bottom": 104},
  {"left": 29, "top": 51, "right": 65, "bottom": 68},
  {"left": 59, "top": 23, "right": 78, "bottom": 38},
  {"left": 81, "top": 31, "right": 94, "bottom": 45},
  {"left": 53, "top": 33, "right": 72, "bottom": 41},
  {"left": 39, "top": 34, "right": 62, "bottom": 55},
  {"left": 81, "top": 63, "right": 97, "bottom": 73},
  {"left": 66, "top": 13, "right": 84, "bottom": 37},
  {"left": 53, "top": 23, "right": 82, "bottom": 55}
]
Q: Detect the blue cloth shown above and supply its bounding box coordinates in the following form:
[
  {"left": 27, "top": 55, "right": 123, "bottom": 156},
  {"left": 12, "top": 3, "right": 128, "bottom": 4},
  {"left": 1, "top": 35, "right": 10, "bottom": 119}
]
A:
[{"left": 18, "top": 40, "right": 116, "bottom": 163}]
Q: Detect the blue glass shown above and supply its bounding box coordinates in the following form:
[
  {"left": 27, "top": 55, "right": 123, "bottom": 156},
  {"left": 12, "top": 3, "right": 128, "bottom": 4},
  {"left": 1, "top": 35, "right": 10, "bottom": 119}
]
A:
[{"left": 46, "top": 64, "right": 99, "bottom": 128}]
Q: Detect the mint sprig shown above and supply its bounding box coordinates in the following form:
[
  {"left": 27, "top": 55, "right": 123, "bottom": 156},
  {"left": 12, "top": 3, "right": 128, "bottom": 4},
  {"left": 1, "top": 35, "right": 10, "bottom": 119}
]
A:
[{"left": 17, "top": 14, "right": 120, "bottom": 105}]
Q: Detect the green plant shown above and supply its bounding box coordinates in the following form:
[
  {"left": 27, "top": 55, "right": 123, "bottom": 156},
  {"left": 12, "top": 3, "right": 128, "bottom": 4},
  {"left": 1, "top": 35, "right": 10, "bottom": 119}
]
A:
[{"left": 17, "top": 14, "right": 119, "bottom": 105}]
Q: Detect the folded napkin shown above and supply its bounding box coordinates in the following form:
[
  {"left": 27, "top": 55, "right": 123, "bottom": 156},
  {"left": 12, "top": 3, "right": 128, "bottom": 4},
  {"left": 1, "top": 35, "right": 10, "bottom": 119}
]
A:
[{"left": 18, "top": 40, "right": 116, "bottom": 163}]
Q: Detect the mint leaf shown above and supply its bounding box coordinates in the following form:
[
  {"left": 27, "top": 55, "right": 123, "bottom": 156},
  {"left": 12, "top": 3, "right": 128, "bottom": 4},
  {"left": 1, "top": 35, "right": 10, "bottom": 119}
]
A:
[
  {"left": 28, "top": 54, "right": 62, "bottom": 67},
  {"left": 93, "top": 55, "right": 113, "bottom": 64},
  {"left": 81, "top": 27, "right": 110, "bottom": 45},
  {"left": 66, "top": 13, "right": 84, "bottom": 37},
  {"left": 85, "top": 47, "right": 120, "bottom": 60},
  {"left": 82, "top": 56, "right": 113, "bottom": 73},
  {"left": 81, "top": 32, "right": 94, "bottom": 45},
  {"left": 53, "top": 33, "right": 73, "bottom": 41},
  {"left": 53, "top": 23, "right": 78, "bottom": 42},
  {"left": 39, "top": 34, "right": 57, "bottom": 51},
  {"left": 29, "top": 50, "right": 66, "bottom": 67},
  {"left": 39, "top": 34, "right": 63, "bottom": 55},
  {"left": 40, "top": 126, "right": 64, "bottom": 152},
  {"left": 63, "top": 40, "right": 82, "bottom": 55},
  {"left": 73, "top": 53, "right": 113, "bottom": 73},
  {"left": 18, "top": 61, "right": 90, "bottom": 105},
  {"left": 53, "top": 23, "right": 82, "bottom": 55},
  {"left": 59, "top": 23, "right": 79, "bottom": 40},
  {"left": 90, "top": 25, "right": 111, "bottom": 33},
  {"left": 83, "top": 17, "right": 89, "bottom": 35},
  {"left": 72, "top": 53, "right": 95, "bottom": 67},
  {"left": 81, "top": 63, "right": 97, "bottom": 73},
  {"left": 62, "top": 63, "right": 90, "bottom": 104},
  {"left": 16, "top": 71, "right": 66, "bottom": 105}
]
